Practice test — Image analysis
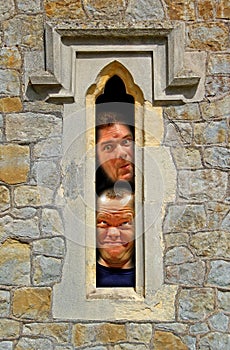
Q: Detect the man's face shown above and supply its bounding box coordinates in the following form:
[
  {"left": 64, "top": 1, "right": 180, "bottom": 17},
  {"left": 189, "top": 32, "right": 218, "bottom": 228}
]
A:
[
  {"left": 96, "top": 194, "right": 134, "bottom": 269},
  {"left": 97, "top": 124, "right": 134, "bottom": 182}
]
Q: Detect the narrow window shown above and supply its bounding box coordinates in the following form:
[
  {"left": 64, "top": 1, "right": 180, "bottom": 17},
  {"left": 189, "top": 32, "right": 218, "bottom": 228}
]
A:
[{"left": 95, "top": 76, "right": 135, "bottom": 288}]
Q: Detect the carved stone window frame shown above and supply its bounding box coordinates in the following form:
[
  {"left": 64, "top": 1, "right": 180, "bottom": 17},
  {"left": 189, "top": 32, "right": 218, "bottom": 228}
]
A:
[{"left": 30, "top": 22, "right": 205, "bottom": 321}]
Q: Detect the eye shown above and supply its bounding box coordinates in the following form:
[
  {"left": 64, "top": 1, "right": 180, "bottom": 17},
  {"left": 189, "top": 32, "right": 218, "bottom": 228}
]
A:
[
  {"left": 97, "top": 220, "right": 109, "bottom": 227},
  {"left": 120, "top": 221, "right": 132, "bottom": 228},
  {"left": 121, "top": 139, "right": 132, "bottom": 147},
  {"left": 103, "top": 144, "right": 114, "bottom": 152}
]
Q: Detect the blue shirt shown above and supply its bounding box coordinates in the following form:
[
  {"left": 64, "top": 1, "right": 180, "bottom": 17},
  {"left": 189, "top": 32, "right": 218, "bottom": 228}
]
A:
[{"left": 96, "top": 263, "right": 135, "bottom": 287}]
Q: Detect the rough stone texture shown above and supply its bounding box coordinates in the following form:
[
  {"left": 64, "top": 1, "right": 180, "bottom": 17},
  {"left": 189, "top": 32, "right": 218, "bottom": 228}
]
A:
[
  {"left": 0, "top": 144, "right": 30, "bottom": 184},
  {"left": 190, "top": 322, "right": 209, "bottom": 335},
  {"left": 45, "top": 0, "right": 85, "bottom": 19},
  {"left": 153, "top": 331, "right": 188, "bottom": 350},
  {"left": 205, "top": 76, "right": 230, "bottom": 98},
  {"left": 0, "top": 318, "right": 21, "bottom": 339},
  {"left": 0, "top": 69, "right": 20, "bottom": 96},
  {"left": 216, "top": 0, "right": 230, "bottom": 19},
  {"left": 178, "top": 288, "right": 215, "bottom": 321},
  {"left": 207, "top": 260, "right": 230, "bottom": 287},
  {"left": 0, "top": 341, "right": 13, "bottom": 350},
  {"left": 197, "top": 0, "right": 214, "bottom": 20},
  {"left": 32, "top": 255, "right": 63, "bottom": 285},
  {"left": 217, "top": 291, "right": 230, "bottom": 312},
  {"left": 194, "top": 120, "right": 227, "bottom": 145},
  {"left": 0, "top": 215, "right": 40, "bottom": 241},
  {"left": 32, "top": 160, "right": 60, "bottom": 189},
  {"left": 200, "top": 95, "right": 230, "bottom": 120},
  {"left": 0, "top": 185, "right": 10, "bottom": 212},
  {"left": 171, "top": 147, "right": 202, "bottom": 169},
  {"left": 0, "top": 47, "right": 21, "bottom": 69},
  {"left": 206, "top": 202, "right": 229, "bottom": 230},
  {"left": 5, "top": 113, "right": 62, "bottom": 142},
  {"left": 15, "top": 337, "right": 53, "bottom": 350},
  {"left": 12, "top": 287, "right": 51, "bottom": 320},
  {"left": 166, "top": 261, "right": 206, "bottom": 286},
  {"left": 0, "top": 0, "right": 15, "bottom": 20},
  {"left": 163, "top": 204, "right": 206, "bottom": 233},
  {"left": 16, "top": 0, "right": 41, "bottom": 13},
  {"left": 3, "top": 15, "right": 43, "bottom": 49},
  {"left": 41, "top": 208, "right": 64, "bottom": 235},
  {"left": 164, "top": 0, "right": 195, "bottom": 20},
  {"left": 164, "top": 122, "right": 193, "bottom": 146},
  {"left": 0, "top": 97, "right": 23, "bottom": 113},
  {"left": 164, "top": 104, "right": 201, "bottom": 121},
  {"left": 190, "top": 231, "right": 230, "bottom": 258},
  {"left": 14, "top": 185, "right": 54, "bottom": 207},
  {"left": 155, "top": 323, "right": 188, "bottom": 334},
  {"left": 126, "top": 0, "right": 165, "bottom": 20},
  {"left": 164, "top": 233, "right": 189, "bottom": 249},
  {"left": 207, "top": 54, "right": 230, "bottom": 75},
  {"left": 0, "top": 290, "right": 10, "bottom": 317},
  {"left": 165, "top": 246, "right": 193, "bottom": 265},
  {"left": 127, "top": 323, "right": 152, "bottom": 342},
  {"left": 178, "top": 170, "right": 228, "bottom": 201},
  {"left": 114, "top": 345, "right": 148, "bottom": 350},
  {"left": 23, "top": 322, "right": 69, "bottom": 343},
  {"left": 208, "top": 312, "right": 229, "bottom": 332},
  {"left": 0, "top": 239, "right": 30, "bottom": 285},
  {"left": 188, "top": 23, "right": 229, "bottom": 51},
  {"left": 84, "top": 0, "right": 127, "bottom": 18},
  {"left": 33, "top": 237, "right": 65, "bottom": 257},
  {"left": 203, "top": 147, "right": 230, "bottom": 169},
  {"left": 33, "top": 137, "right": 62, "bottom": 159},
  {"left": 199, "top": 332, "right": 230, "bottom": 350}
]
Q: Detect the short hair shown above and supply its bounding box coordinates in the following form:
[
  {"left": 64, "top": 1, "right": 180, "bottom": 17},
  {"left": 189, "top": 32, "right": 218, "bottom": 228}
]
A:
[{"left": 97, "top": 182, "right": 134, "bottom": 210}]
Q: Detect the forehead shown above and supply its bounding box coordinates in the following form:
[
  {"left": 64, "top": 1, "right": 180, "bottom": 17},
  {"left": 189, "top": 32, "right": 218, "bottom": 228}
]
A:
[
  {"left": 98, "top": 124, "right": 132, "bottom": 142},
  {"left": 97, "top": 195, "right": 134, "bottom": 215}
]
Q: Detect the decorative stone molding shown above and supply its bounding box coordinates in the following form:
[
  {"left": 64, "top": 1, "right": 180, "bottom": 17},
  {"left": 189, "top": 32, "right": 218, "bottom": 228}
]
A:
[{"left": 30, "top": 22, "right": 206, "bottom": 104}]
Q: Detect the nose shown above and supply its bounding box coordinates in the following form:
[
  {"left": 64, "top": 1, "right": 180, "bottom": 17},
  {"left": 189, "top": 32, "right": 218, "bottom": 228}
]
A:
[
  {"left": 107, "top": 226, "right": 120, "bottom": 241},
  {"left": 116, "top": 144, "right": 127, "bottom": 159}
]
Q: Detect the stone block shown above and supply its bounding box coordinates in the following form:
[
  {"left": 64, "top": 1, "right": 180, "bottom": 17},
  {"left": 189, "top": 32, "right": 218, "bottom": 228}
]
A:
[
  {"left": 189, "top": 322, "right": 209, "bottom": 335},
  {"left": 32, "top": 160, "right": 60, "bottom": 189},
  {"left": 15, "top": 337, "right": 53, "bottom": 350},
  {"left": 165, "top": 246, "right": 193, "bottom": 265},
  {"left": 16, "top": 0, "right": 41, "bottom": 13},
  {"left": 3, "top": 15, "right": 43, "bottom": 49},
  {"left": 0, "top": 144, "right": 30, "bottom": 184},
  {"left": 200, "top": 95, "right": 230, "bottom": 120},
  {"left": 45, "top": 0, "right": 85, "bottom": 19},
  {"left": 0, "top": 215, "right": 40, "bottom": 241},
  {"left": 199, "top": 332, "right": 230, "bottom": 350},
  {"left": 207, "top": 54, "right": 230, "bottom": 75},
  {"left": 127, "top": 323, "right": 152, "bottom": 343},
  {"left": 194, "top": 120, "right": 227, "bottom": 144},
  {"left": 0, "top": 341, "right": 13, "bottom": 350},
  {"left": 171, "top": 147, "right": 202, "bottom": 169},
  {"left": 0, "top": 69, "right": 20, "bottom": 95},
  {"left": 217, "top": 290, "right": 230, "bottom": 312},
  {"left": 12, "top": 287, "right": 51, "bottom": 320},
  {"left": 216, "top": 0, "right": 230, "bottom": 18},
  {"left": 85, "top": 0, "right": 127, "bottom": 18},
  {"left": 164, "top": 104, "right": 201, "bottom": 121},
  {"left": 33, "top": 137, "right": 62, "bottom": 158},
  {"left": 0, "top": 290, "right": 10, "bottom": 317},
  {"left": 14, "top": 185, "right": 54, "bottom": 207},
  {"left": 205, "top": 76, "right": 230, "bottom": 98},
  {"left": 95, "top": 323, "right": 126, "bottom": 343},
  {"left": 23, "top": 322, "right": 69, "bottom": 343},
  {"left": 0, "top": 318, "right": 20, "bottom": 339},
  {"left": 72, "top": 324, "right": 97, "bottom": 347},
  {"left": 164, "top": 0, "right": 195, "bottom": 20},
  {"left": 54, "top": 346, "right": 74, "bottom": 350},
  {"left": 32, "top": 255, "right": 63, "bottom": 285},
  {"left": 208, "top": 312, "right": 229, "bottom": 332},
  {"left": 178, "top": 169, "right": 228, "bottom": 201},
  {"left": 166, "top": 261, "right": 206, "bottom": 286},
  {"left": 197, "top": 0, "right": 214, "bottom": 19},
  {"left": 114, "top": 345, "right": 148, "bottom": 350},
  {"left": 164, "top": 233, "right": 189, "bottom": 249},
  {"left": 5, "top": 112, "right": 62, "bottom": 142},
  {"left": 153, "top": 331, "right": 188, "bottom": 350},
  {"left": 163, "top": 204, "right": 206, "bottom": 233},
  {"left": 207, "top": 260, "right": 230, "bottom": 287},
  {"left": 155, "top": 323, "right": 188, "bottom": 334},
  {"left": 41, "top": 208, "right": 64, "bottom": 235},
  {"left": 126, "top": 0, "right": 165, "bottom": 20},
  {"left": 0, "top": 185, "right": 10, "bottom": 212},
  {"left": 0, "top": 0, "right": 15, "bottom": 20},
  {"left": 206, "top": 202, "right": 229, "bottom": 230},
  {"left": 190, "top": 231, "right": 230, "bottom": 258},
  {"left": 33, "top": 237, "right": 65, "bottom": 257},
  {"left": 188, "top": 23, "right": 229, "bottom": 51},
  {"left": 11, "top": 207, "right": 37, "bottom": 219},
  {"left": 0, "top": 239, "right": 30, "bottom": 285},
  {"left": 0, "top": 97, "right": 23, "bottom": 113},
  {"left": 0, "top": 47, "right": 21, "bottom": 69},
  {"left": 203, "top": 147, "right": 230, "bottom": 169},
  {"left": 178, "top": 288, "right": 215, "bottom": 321},
  {"left": 164, "top": 122, "right": 193, "bottom": 146}
]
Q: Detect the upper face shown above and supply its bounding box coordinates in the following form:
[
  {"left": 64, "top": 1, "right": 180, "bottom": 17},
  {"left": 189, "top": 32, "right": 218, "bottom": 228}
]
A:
[
  {"left": 96, "top": 193, "right": 135, "bottom": 269},
  {"left": 97, "top": 124, "right": 134, "bottom": 182}
]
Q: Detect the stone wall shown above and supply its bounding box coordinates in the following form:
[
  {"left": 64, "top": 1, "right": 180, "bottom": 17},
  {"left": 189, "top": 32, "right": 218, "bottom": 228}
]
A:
[{"left": 0, "top": 1, "right": 229, "bottom": 349}]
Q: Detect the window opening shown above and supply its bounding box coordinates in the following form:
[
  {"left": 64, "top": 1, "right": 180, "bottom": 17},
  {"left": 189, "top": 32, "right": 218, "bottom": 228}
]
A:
[{"left": 95, "top": 75, "right": 135, "bottom": 288}]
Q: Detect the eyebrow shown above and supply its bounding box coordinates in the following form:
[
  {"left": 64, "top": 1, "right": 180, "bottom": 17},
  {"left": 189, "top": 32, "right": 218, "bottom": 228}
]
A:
[{"left": 99, "top": 134, "right": 133, "bottom": 147}]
